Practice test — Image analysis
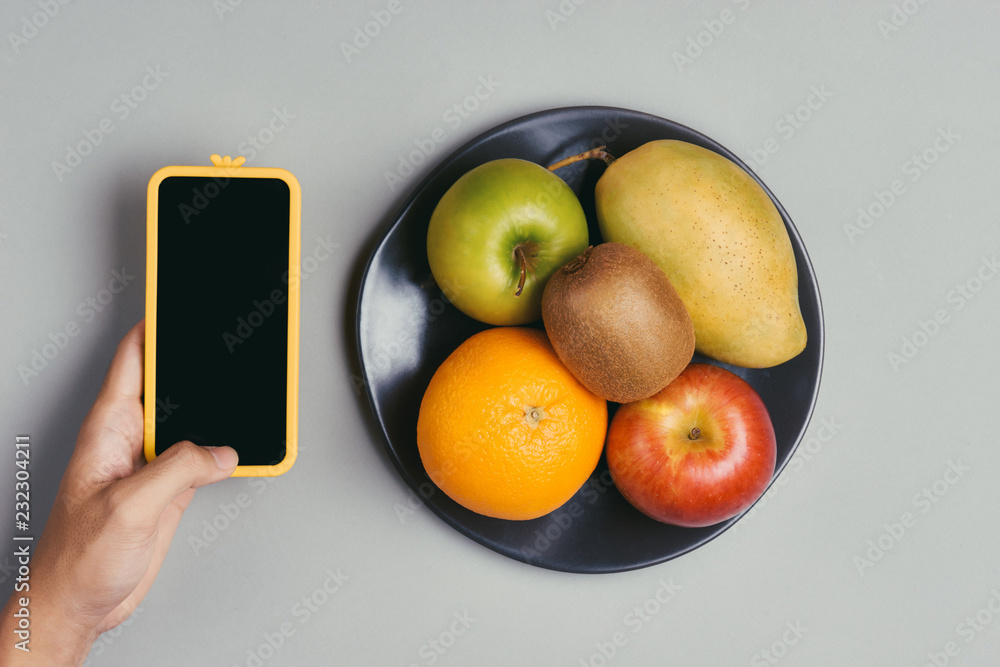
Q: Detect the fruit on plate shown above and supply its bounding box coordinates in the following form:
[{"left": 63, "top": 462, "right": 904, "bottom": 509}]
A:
[
  {"left": 416, "top": 327, "right": 607, "bottom": 520},
  {"left": 427, "top": 159, "right": 590, "bottom": 325},
  {"left": 541, "top": 242, "right": 694, "bottom": 403},
  {"left": 550, "top": 140, "right": 806, "bottom": 368},
  {"left": 606, "top": 363, "right": 776, "bottom": 527}
]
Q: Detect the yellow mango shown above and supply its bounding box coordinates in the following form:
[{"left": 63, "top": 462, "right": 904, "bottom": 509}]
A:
[{"left": 595, "top": 140, "right": 806, "bottom": 368}]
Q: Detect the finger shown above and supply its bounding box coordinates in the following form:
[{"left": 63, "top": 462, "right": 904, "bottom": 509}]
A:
[
  {"left": 69, "top": 321, "right": 147, "bottom": 477},
  {"left": 110, "top": 441, "right": 238, "bottom": 528},
  {"left": 98, "top": 320, "right": 145, "bottom": 403}
]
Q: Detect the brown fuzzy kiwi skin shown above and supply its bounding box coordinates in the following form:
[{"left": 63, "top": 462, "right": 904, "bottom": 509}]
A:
[{"left": 541, "top": 243, "right": 695, "bottom": 403}]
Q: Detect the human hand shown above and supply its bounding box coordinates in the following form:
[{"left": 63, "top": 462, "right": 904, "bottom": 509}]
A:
[{"left": 1, "top": 321, "right": 238, "bottom": 665}]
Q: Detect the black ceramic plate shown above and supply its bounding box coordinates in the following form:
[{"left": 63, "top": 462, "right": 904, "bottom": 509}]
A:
[{"left": 356, "top": 106, "right": 824, "bottom": 574}]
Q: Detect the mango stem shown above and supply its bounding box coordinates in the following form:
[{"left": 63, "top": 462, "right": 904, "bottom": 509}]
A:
[{"left": 547, "top": 146, "right": 617, "bottom": 172}]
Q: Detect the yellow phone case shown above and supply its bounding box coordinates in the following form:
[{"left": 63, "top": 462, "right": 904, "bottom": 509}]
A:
[{"left": 144, "top": 155, "right": 301, "bottom": 477}]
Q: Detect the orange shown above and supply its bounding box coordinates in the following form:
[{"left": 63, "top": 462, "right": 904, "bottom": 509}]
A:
[{"left": 417, "top": 326, "right": 607, "bottom": 520}]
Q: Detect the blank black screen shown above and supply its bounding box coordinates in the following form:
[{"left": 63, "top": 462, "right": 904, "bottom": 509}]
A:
[{"left": 155, "top": 176, "right": 290, "bottom": 466}]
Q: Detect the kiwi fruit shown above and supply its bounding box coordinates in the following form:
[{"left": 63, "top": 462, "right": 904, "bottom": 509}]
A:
[{"left": 541, "top": 242, "right": 695, "bottom": 403}]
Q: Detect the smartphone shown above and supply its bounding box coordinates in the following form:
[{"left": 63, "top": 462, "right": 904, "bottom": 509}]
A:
[{"left": 144, "top": 155, "right": 301, "bottom": 476}]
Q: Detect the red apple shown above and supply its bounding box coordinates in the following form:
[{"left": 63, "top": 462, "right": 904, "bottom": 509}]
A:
[{"left": 606, "top": 363, "right": 776, "bottom": 527}]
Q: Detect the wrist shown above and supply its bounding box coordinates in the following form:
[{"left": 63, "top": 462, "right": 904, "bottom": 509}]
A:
[{"left": 1, "top": 588, "right": 98, "bottom": 666}]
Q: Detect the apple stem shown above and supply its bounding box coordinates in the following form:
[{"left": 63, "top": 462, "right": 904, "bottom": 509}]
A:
[
  {"left": 514, "top": 245, "right": 527, "bottom": 297},
  {"left": 688, "top": 428, "right": 701, "bottom": 441},
  {"left": 546, "top": 146, "right": 617, "bottom": 172}
]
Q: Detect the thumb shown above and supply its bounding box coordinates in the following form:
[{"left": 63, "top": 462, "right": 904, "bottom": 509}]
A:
[{"left": 114, "top": 441, "right": 239, "bottom": 527}]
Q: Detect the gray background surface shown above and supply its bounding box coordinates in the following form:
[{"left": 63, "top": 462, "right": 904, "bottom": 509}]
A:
[{"left": 2, "top": 1, "right": 998, "bottom": 665}]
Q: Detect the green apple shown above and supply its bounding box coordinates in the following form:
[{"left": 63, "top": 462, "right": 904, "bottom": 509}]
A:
[{"left": 427, "top": 159, "right": 589, "bottom": 325}]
